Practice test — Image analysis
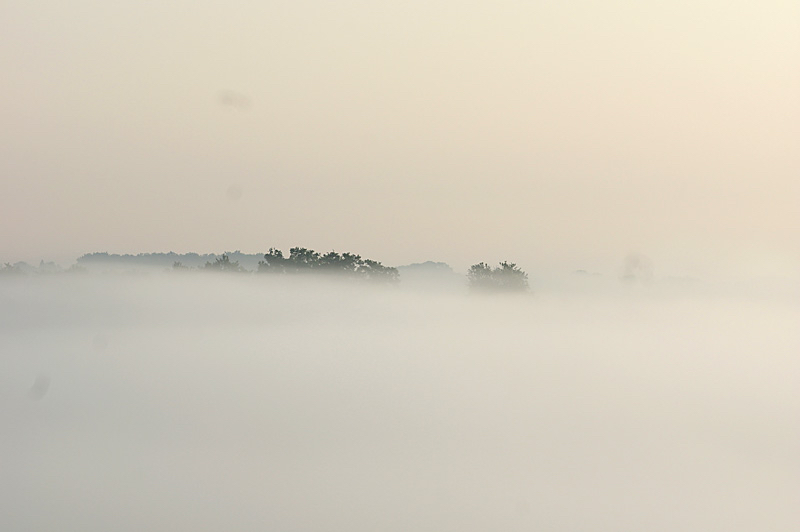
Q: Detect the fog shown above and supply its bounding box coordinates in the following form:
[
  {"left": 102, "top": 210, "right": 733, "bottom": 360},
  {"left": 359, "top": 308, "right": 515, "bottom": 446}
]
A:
[
  {"left": 3, "top": 0, "right": 797, "bottom": 527},
  {"left": 2, "top": 273, "right": 797, "bottom": 531}
]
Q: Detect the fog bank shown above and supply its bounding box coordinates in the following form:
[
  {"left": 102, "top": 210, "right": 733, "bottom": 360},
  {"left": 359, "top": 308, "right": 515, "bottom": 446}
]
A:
[{"left": 2, "top": 274, "right": 798, "bottom": 531}]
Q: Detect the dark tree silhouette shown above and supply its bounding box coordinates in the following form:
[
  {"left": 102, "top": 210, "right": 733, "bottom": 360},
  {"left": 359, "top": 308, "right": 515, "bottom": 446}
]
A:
[
  {"left": 256, "top": 247, "right": 398, "bottom": 283},
  {"left": 467, "top": 261, "right": 529, "bottom": 292},
  {"left": 493, "top": 261, "right": 529, "bottom": 291},
  {"left": 318, "top": 251, "right": 362, "bottom": 274},
  {"left": 358, "top": 258, "right": 400, "bottom": 283},
  {"left": 258, "top": 248, "right": 287, "bottom": 273},
  {"left": 466, "top": 262, "right": 494, "bottom": 290},
  {"left": 287, "top": 247, "right": 320, "bottom": 272}
]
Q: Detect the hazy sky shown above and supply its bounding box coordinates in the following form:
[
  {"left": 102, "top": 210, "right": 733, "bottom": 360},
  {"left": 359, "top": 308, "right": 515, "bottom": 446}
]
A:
[{"left": 2, "top": 1, "right": 798, "bottom": 278}]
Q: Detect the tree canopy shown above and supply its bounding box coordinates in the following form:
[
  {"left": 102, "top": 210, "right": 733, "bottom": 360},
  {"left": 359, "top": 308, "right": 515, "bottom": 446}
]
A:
[
  {"left": 467, "top": 261, "right": 529, "bottom": 292},
  {"left": 257, "top": 247, "right": 399, "bottom": 283},
  {"left": 203, "top": 254, "right": 246, "bottom": 273}
]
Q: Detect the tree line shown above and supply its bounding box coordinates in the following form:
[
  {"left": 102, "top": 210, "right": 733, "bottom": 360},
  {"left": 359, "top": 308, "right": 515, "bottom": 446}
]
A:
[
  {"left": 5, "top": 250, "right": 531, "bottom": 293},
  {"left": 201, "top": 249, "right": 529, "bottom": 292},
  {"left": 194, "top": 247, "right": 399, "bottom": 283}
]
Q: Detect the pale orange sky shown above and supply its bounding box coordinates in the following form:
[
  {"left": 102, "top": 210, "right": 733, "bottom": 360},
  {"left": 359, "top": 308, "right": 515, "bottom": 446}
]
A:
[{"left": 1, "top": 1, "right": 798, "bottom": 278}]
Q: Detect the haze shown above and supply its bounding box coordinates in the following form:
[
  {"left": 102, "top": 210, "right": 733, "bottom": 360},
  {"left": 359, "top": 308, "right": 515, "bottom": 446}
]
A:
[
  {"left": 3, "top": 274, "right": 798, "bottom": 531},
  {"left": 1, "top": 1, "right": 798, "bottom": 280},
  {"left": 2, "top": 2, "right": 799, "bottom": 530}
]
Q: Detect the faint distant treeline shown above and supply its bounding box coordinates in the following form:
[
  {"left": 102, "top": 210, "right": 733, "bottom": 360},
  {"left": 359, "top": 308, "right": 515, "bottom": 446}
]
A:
[
  {"left": 74, "top": 248, "right": 400, "bottom": 283},
  {"left": 0, "top": 260, "right": 78, "bottom": 275},
  {"left": 77, "top": 251, "right": 262, "bottom": 270}
]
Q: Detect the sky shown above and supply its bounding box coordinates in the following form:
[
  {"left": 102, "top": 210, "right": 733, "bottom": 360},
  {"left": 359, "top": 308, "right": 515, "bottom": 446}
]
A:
[{"left": 1, "top": 1, "right": 798, "bottom": 279}]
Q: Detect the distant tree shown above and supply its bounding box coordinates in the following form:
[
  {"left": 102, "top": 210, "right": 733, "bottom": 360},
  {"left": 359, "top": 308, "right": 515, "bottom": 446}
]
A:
[
  {"left": 494, "top": 261, "right": 528, "bottom": 291},
  {"left": 37, "top": 260, "right": 63, "bottom": 274},
  {"left": 66, "top": 264, "right": 87, "bottom": 274},
  {"left": 620, "top": 253, "right": 654, "bottom": 284},
  {"left": 318, "top": 251, "right": 342, "bottom": 272},
  {"left": 287, "top": 247, "right": 320, "bottom": 272},
  {"left": 0, "top": 262, "right": 22, "bottom": 275},
  {"left": 172, "top": 261, "right": 189, "bottom": 270},
  {"left": 258, "top": 248, "right": 287, "bottom": 273},
  {"left": 340, "top": 252, "right": 362, "bottom": 273},
  {"left": 466, "top": 262, "right": 495, "bottom": 290},
  {"left": 318, "top": 251, "right": 362, "bottom": 275},
  {"left": 358, "top": 258, "right": 400, "bottom": 283},
  {"left": 467, "top": 261, "right": 529, "bottom": 293},
  {"left": 203, "top": 254, "right": 246, "bottom": 273},
  {"left": 256, "top": 247, "right": 398, "bottom": 283}
]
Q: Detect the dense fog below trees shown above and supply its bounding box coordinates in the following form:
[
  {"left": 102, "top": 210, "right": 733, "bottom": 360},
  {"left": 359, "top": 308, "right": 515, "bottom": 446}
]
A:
[{"left": 1, "top": 274, "right": 798, "bottom": 531}]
